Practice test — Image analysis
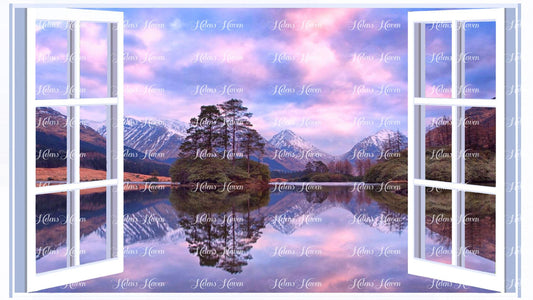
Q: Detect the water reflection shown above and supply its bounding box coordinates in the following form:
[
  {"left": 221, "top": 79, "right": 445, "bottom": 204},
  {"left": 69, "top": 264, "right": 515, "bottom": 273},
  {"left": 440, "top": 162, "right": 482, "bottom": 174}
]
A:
[
  {"left": 37, "top": 185, "right": 495, "bottom": 293},
  {"left": 169, "top": 188, "right": 269, "bottom": 274}
]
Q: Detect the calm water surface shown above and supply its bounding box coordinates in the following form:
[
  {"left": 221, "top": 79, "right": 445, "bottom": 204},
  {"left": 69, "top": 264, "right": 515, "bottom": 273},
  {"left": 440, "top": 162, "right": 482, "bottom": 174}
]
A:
[{"left": 36, "top": 184, "right": 494, "bottom": 293}]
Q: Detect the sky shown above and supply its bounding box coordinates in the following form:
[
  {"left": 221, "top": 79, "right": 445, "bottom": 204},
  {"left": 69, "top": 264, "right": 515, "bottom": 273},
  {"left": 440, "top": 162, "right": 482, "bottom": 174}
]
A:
[{"left": 34, "top": 8, "right": 496, "bottom": 155}]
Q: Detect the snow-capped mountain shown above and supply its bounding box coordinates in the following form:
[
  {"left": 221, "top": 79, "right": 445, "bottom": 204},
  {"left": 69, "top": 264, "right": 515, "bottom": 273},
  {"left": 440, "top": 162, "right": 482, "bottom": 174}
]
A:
[
  {"left": 98, "top": 116, "right": 188, "bottom": 162},
  {"left": 81, "top": 113, "right": 406, "bottom": 172},
  {"left": 341, "top": 129, "right": 407, "bottom": 162},
  {"left": 269, "top": 129, "right": 315, "bottom": 151},
  {"left": 266, "top": 129, "right": 334, "bottom": 169}
]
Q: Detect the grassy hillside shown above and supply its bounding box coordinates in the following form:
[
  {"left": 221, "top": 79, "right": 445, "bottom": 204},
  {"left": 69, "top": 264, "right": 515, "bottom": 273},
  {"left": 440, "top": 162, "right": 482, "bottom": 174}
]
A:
[
  {"left": 170, "top": 157, "right": 270, "bottom": 186},
  {"left": 363, "top": 148, "right": 495, "bottom": 184}
]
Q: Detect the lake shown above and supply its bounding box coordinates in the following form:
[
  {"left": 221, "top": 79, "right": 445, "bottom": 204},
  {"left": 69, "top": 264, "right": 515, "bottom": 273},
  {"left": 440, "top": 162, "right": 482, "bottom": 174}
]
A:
[{"left": 35, "top": 183, "right": 494, "bottom": 293}]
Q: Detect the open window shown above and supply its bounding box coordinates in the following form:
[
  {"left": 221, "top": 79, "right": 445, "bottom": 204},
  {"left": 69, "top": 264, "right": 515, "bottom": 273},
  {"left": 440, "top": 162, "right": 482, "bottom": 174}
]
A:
[
  {"left": 13, "top": 8, "right": 124, "bottom": 292},
  {"left": 408, "top": 8, "right": 518, "bottom": 292}
]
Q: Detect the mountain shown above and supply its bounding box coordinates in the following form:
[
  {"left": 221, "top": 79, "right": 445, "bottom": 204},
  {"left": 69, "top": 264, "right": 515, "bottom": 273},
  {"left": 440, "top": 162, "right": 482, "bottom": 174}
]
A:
[
  {"left": 426, "top": 107, "right": 495, "bottom": 149},
  {"left": 50, "top": 106, "right": 413, "bottom": 174},
  {"left": 98, "top": 117, "right": 188, "bottom": 163},
  {"left": 269, "top": 129, "right": 316, "bottom": 152},
  {"left": 263, "top": 129, "right": 334, "bottom": 171},
  {"left": 341, "top": 129, "right": 407, "bottom": 162},
  {"left": 36, "top": 107, "right": 172, "bottom": 176},
  {"left": 37, "top": 107, "right": 107, "bottom": 170}
]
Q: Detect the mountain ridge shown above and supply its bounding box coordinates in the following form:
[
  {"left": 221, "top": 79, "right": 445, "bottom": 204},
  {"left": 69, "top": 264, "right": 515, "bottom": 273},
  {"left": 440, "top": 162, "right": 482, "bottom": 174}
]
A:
[
  {"left": 340, "top": 128, "right": 407, "bottom": 163},
  {"left": 39, "top": 107, "right": 409, "bottom": 173}
]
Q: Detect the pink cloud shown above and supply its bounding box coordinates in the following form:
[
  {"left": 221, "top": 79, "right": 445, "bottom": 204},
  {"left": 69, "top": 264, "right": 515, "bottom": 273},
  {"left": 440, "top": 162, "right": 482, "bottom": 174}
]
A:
[
  {"left": 284, "top": 8, "right": 360, "bottom": 37},
  {"left": 426, "top": 37, "right": 448, "bottom": 54},
  {"left": 134, "top": 27, "right": 164, "bottom": 47},
  {"left": 349, "top": 58, "right": 393, "bottom": 83},
  {"left": 79, "top": 22, "right": 108, "bottom": 93},
  {"left": 173, "top": 36, "right": 270, "bottom": 84},
  {"left": 125, "top": 63, "right": 155, "bottom": 81},
  {"left": 272, "top": 9, "right": 397, "bottom": 87}
]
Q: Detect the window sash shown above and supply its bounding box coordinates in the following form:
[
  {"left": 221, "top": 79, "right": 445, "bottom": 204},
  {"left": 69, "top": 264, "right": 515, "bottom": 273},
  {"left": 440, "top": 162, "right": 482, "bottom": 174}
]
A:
[
  {"left": 408, "top": 8, "right": 510, "bottom": 292},
  {"left": 413, "top": 97, "right": 497, "bottom": 107},
  {"left": 35, "top": 98, "right": 119, "bottom": 107},
  {"left": 25, "top": 8, "right": 124, "bottom": 292},
  {"left": 413, "top": 179, "right": 496, "bottom": 195}
]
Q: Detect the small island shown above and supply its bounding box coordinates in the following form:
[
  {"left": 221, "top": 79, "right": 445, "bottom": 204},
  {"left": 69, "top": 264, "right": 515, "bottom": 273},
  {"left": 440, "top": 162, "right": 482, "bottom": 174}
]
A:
[{"left": 170, "top": 99, "right": 270, "bottom": 189}]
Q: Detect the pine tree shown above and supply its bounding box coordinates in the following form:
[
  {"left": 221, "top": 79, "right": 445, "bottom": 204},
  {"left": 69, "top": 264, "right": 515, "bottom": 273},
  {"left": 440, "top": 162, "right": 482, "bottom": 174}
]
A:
[
  {"left": 313, "top": 161, "right": 328, "bottom": 173},
  {"left": 179, "top": 117, "right": 203, "bottom": 158},
  {"left": 304, "top": 162, "right": 314, "bottom": 174},
  {"left": 196, "top": 105, "right": 222, "bottom": 153},
  {"left": 179, "top": 106, "right": 222, "bottom": 158},
  {"left": 218, "top": 99, "right": 253, "bottom": 162},
  {"left": 240, "top": 128, "right": 265, "bottom": 173}
]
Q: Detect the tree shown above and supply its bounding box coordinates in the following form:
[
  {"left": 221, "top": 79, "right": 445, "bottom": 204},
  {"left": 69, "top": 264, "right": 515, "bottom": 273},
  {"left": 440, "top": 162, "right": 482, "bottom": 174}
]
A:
[
  {"left": 355, "top": 159, "right": 364, "bottom": 176},
  {"left": 218, "top": 99, "right": 253, "bottom": 162},
  {"left": 196, "top": 105, "right": 222, "bottom": 153},
  {"left": 179, "top": 106, "right": 223, "bottom": 158},
  {"left": 312, "top": 161, "right": 329, "bottom": 173},
  {"left": 342, "top": 159, "right": 353, "bottom": 175},
  {"left": 179, "top": 117, "right": 203, "bottom": 157},
  {"left": 393, "top": 129, "right": 404, "bottom": 153},
  {"left": 386, "top": 132, "right": 393, "bottom": 152},
  {"left": 304, "top": 162, "right": 314, "bottom": 174},
  {"left": 355, "top": 158, "right": 373, "bottom": 176},
  {"left": 240, "top": 128, "right": 265, "bottom": 173},
  {"left": 380, "top": 130, "right": 405, "bottom": 161},
  {"left": 327, "top": 161, "right": 336, "bottom": 173}
]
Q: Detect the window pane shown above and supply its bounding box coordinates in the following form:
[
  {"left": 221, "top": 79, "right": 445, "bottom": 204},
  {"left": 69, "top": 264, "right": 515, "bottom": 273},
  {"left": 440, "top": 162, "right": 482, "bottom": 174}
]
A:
[
  {"left": 464, "top": 107, "right": 496, "bottom": 186},
  {"left": 425, "top": 106, "right": 451, "bottom": 182},
  {"left": 35, "top": 20, "right": 69, "bottom": 100},
  {"left": 36, "top": 192, "right": 67, "bottom": 273},
  {"left": 424, "top": 22, "right": 452, "bottom": 98},
  {"left": 80, "top": 22, "right": 109, "bottom": 98},
  {"left": 80, "top": 187, "right": 108, "bottom": 264},
  {"left": 80, "top": 106, "right": 107, "bottom": 181},
  {"left": 424, "top": 187, "right": 452, "bottom": 265},
  {"left": 36, "top": 107, "right": 68, "bottom": 185},
  {"left": 464, "top": 192, "right": 495, "bottom": 273},
  {"left": 463, "top": 22, "right": 496, "bottom": 99}
]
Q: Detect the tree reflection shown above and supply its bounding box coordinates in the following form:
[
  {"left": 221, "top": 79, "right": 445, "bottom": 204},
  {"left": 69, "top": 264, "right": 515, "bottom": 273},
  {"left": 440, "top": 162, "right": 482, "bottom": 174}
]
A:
[
  {"left": 169, "top": 188, "right": 269, "bottom": 273},
  {"left": 168, "top": 184, "right": 495, "bottom": 274}
]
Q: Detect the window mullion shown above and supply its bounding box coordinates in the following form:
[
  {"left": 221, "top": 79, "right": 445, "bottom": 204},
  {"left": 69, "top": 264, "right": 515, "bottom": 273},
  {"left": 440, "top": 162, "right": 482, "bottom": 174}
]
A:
[
  {"left": 412, "top": 22, "right": 426, "bottom": 259},
  {"left": 451, "top": 20, "right": 466, "bottom": 268},
  {"left": 458, "top": 20, "right": 466, "bottom": 268},
  {"left": 66, "top": 20, "right": 81, "bottom": 267},
  {"left": 106, "top": 22, "right": 123, "bottom": 260}
]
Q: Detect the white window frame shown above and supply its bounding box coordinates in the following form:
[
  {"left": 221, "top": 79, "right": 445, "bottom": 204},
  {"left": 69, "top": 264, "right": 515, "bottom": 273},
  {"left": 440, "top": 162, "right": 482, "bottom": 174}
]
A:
[
  {"left": 9, "top": 3, "right": 520, "bottom": 299},
  {"left": 408, "top": 8, "right": 518, "bottom": 292},
  {"left": 14, "top": 8, "right": 124, "bottom": 292}
]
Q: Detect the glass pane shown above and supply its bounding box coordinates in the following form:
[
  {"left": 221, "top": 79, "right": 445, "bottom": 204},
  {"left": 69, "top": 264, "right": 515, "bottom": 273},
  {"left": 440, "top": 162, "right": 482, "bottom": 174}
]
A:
[
  {"left": 424, "top": 22, "right": 452, "bottom": 98},
  {"left": 80, "top": 22, "right": 108, "bottom": 98},
  {"left": 35, "top": 20, "right": 69, "bottom": 100},
  {"left": 80, "top": 187, "right": 108, "bottom": 264},
  {"left": 425, "top": 106, "right": 451, "bottom": 182},
  {"left": 464, "top": 192, "right": 495, "bottom": 273},
  {"left": 80, "top": 106, "right": 107, "bottom": 181},
  {"left": 463, "top": 22, "right": 496, "bottom": 99},
  {"left": 36, "top": 107, "right": 68, "bottom": 185},
  {"left": 36, "top": 192, "right": 67, "bottom": 273},
  {"left": 424, "top": 187, "right": 452, "bottom": 265},
  {"left": 464, "top": 107, "right": 496, "bottom": 186}
]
